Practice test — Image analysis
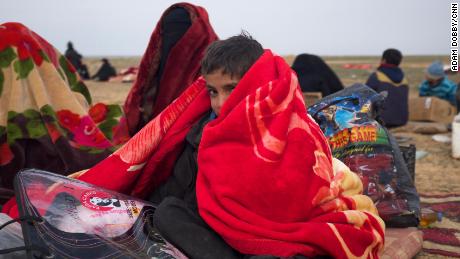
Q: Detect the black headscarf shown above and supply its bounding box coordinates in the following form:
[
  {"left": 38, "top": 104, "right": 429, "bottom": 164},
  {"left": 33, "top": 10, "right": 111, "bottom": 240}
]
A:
[{"left": 157, "top": 7, "right": 192, "bottom": 83}]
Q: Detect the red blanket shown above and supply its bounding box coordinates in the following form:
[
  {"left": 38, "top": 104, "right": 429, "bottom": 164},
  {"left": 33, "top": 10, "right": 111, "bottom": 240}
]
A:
[{"left": 73, "top": 50, "right": 385, "bottom": 257}]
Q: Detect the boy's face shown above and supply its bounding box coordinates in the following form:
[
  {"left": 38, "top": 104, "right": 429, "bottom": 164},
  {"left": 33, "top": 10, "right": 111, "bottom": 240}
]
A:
[
  {"left": 426, "top": 76, "right": 443, "bottom": 87},
  {"left": 204, "top": 69, "right": 240, "bottom": 116}
]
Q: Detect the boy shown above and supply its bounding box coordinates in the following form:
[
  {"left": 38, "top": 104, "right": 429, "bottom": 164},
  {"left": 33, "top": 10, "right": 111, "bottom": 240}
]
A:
[
  {"left": 419, "top": 61, "right": 458, "bottom": 108},
  {"left": 366, "top": 48, "right": 409, "bottom": 127},
  {"left": 149, "top": 33, "right": 383, "bottom": 258},
  {"left": 76, "top": 33, "right": 384, "bottom": 258},
  {"left": 150, "top": 33, "right": 264, "bottom": 259}
]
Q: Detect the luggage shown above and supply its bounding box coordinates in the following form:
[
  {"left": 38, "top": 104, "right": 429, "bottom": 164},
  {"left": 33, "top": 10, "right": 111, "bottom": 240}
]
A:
[{"left": 308, "top": 84, "right": 420, "bottom": 227}]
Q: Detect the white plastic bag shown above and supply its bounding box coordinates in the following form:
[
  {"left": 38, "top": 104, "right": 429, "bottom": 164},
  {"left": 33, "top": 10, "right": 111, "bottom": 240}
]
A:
[{"left": 452, "top": 113, "right": 460, "bottom": 159}]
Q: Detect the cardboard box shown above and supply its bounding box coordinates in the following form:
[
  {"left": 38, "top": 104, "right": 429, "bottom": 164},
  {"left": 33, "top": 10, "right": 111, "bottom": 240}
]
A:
[
  {"left": 303, "top": 92, "right": 322, "bottom": 107},
  {"left": 409, "top": 97, "right": 457, "bottom": 123}
]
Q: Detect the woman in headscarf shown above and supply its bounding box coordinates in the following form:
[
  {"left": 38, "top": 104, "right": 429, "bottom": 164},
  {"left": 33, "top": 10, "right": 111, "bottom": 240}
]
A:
[
  {"left": 91, "top": 58, "right": 116, "bottom": 81},
  {"left": 116, "top": 3, "right": 218, "bottom": 141},
  {"left": 0, "top": 23, "right": 113, "bottom": 203},
  {"left": 291, "top": 53, "right": 344, "bottom": 97}
]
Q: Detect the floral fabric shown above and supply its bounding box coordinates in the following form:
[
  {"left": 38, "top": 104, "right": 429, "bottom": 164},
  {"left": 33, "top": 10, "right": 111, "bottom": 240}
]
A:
[{"left": 0, "top": 23, "right": 113, "bottom": 191}]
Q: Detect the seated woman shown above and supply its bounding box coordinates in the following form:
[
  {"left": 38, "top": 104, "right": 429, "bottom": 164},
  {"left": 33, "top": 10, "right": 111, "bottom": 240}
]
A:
[
  {"left": 91, "top": 58, "right": 116, "bottom": 81},
  {"left": 291, "top": 53, "right": 344, "bottom": 97},
  {"left": 118, "top": 3, "right": 218, "bottom": 140},
  {"left": 73, "top": 34, "right": 385, "bottom": 258},
  {"left": 0, "top": 22, "right": 113, "bottom": 202},
  {"left": 419, "top": 61, "right": 458, "bottom": 107}
]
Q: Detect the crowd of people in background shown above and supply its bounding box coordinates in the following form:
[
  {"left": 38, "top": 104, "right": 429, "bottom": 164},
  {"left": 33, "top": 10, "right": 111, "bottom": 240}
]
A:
[
  {"left": 64, "top": 35, "right": 460, "bottom": 131},
  {"left": 65, "top": 42, "right": 117, "bottom": 82},
  {"left": 67, "top": 40, "right": 460, "bottom": 130}
]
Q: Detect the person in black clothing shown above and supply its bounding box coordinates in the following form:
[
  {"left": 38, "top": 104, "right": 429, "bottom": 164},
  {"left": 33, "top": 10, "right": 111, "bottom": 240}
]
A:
[
  {"left": 92, "top": 58, "right": 116, "bottom": 81},
  {"left": 65, "top": 41, "right": 90, "bottom": 79},
  {"left": 291, "top": 53, "right": 344, "bottom": 97},
  {"left": 157, "top": 7, "right": 191, "bottom": 84},
  {"left": 366, "top": 48, "right": 409, "bottom": 128},
  {"left": 138, "top": 6, "right": 192, "bottom": 132}
]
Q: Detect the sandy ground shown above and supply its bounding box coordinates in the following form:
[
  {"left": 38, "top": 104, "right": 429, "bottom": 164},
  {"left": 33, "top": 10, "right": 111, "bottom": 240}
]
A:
[{"left": 84, "top": 56, "right": 459, "bottom": 258}]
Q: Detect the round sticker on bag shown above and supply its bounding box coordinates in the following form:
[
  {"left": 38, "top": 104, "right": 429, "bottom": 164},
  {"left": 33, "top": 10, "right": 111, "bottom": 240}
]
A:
[{"left": 81, "top": 190, "right": 121, "bottom": 211}]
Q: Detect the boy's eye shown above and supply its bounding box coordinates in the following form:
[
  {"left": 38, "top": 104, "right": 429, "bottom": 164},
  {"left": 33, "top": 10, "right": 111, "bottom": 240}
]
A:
[
  {"left": 225, "top": 86, "right": 235, "bottom": 93},
  {"left": 207, "top": 88, "right": 218, "bottom": 97}
]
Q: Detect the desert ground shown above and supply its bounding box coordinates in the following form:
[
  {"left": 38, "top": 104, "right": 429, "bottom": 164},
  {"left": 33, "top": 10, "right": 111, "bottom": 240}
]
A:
[{"left": 84, "top": 55, "right": 459, "bottom": 258}]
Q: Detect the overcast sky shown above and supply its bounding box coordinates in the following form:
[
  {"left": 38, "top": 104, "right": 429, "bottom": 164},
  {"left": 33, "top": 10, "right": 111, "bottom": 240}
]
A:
[{"left": 1, "top": 0, "right": 450, "bottom": 56}]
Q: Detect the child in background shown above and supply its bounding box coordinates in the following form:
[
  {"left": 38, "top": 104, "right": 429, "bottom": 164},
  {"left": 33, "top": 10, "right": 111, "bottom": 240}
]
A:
[
  {"left": 366, "top": 48, "right": 409, "bottom": 127},
  {"left": 419, "top": 61, "right": 458, "bottom": 107}
]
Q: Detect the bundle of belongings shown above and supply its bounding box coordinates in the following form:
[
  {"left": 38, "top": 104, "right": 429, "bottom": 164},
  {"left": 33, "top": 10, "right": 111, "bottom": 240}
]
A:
[
  {"left": 108, "top": 67, "right": 139, "bottom": 83},
  {"left": 308, "top": 84, "right": 420, "bottom": 227}
]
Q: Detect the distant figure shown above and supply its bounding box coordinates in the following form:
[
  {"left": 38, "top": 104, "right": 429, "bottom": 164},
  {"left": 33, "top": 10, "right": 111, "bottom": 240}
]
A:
[
  {"left": 92, "top": 58, "right": 116, "bottom": 81},
  {"left": 291, "top": 53, "right": 344, "bottom": 96},
  {"left": 458, "top": 85, "right": 460, "bottom": 111},
  {"left": 366, "top": 48, "right": 409, "bottom": 127},
  {"left": 65, "top": 41, "right": 90, "bottom": 79},
  {"left": 419, "top": 61, "right": 458, "bottom": 108}
]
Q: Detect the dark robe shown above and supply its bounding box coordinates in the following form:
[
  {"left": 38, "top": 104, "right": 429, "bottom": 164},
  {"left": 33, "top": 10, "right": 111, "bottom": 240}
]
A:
[
  {"left": 291, "top": 54, "right": 344, "bottom": 97},
  {"left": 65, "top": 46, "right": 90, "bottom": 79},
  {"left": 92, "top": 61, "right": 116, "bottom": 81}
]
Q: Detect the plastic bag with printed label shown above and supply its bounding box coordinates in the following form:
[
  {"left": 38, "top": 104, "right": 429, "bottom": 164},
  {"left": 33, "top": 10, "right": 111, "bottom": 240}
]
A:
[
  {"left": 308, "top": 84, "right": 420, "bottom": 227},
  {"left": 13, "top": 169, "right": 187, "bottom": 258}
]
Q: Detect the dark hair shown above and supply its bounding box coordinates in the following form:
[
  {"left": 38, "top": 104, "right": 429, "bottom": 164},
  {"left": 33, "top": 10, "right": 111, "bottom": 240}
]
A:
[
  {"left": 201, "top": 32, "right": 264, "bottom": 79},
  {"left": 382, "top": 48, "right": 402, "bottom": 66}
]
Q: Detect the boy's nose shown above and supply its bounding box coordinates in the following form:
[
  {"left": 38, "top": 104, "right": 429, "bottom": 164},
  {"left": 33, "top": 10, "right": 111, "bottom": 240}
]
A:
[{"left": 215, "top": 95, "right": 228, "bottom": 115}]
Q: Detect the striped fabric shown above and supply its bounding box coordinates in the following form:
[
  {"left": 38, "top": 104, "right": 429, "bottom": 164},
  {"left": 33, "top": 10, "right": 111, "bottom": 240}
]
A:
[{"left": 420, "top": 193, "right": 460, "bottom": 258}]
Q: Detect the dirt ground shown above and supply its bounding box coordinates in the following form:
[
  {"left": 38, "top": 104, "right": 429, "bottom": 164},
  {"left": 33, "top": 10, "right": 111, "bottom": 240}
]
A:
[{"left": 84, "top": 56, "right": 459, "bottom": 258}]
